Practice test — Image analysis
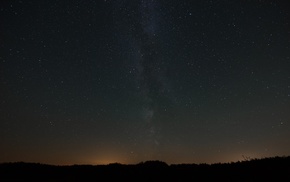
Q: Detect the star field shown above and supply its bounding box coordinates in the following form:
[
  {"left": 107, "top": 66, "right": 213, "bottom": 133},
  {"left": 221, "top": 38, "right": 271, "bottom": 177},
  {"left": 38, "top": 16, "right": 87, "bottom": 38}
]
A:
[{"left": 0, "top": 0, "right": 290, "bottom": 165}]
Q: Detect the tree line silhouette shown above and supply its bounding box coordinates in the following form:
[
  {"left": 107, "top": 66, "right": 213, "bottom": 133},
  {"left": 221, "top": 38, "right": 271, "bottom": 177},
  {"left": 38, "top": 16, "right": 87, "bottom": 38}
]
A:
[{"left": 1, "top": 156, "right": 290, "bottom": 181}]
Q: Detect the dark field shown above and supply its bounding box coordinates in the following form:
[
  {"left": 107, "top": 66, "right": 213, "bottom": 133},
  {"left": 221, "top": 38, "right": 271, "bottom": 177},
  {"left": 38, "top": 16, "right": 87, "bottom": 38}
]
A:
[{"left": 1, "top": 156, "right": 290, "bottom": 181}]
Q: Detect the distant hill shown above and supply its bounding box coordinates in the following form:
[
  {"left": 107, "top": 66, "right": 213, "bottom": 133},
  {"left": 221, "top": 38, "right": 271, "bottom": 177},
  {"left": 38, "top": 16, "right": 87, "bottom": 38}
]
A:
[{"left": 1, "top": 156, "right": 290, "bottom": 181}]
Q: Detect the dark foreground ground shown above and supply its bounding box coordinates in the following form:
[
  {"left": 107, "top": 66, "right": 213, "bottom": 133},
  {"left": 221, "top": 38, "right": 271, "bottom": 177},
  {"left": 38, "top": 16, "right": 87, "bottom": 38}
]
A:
[{"left": 1, "top": 156, "right": 290, "bottom": 181}]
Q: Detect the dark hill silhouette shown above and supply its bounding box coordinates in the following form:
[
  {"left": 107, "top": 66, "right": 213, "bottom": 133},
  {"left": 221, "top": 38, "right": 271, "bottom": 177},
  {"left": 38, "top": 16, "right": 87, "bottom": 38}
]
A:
[{"left": 1, "top": 156, "right": 290, "bottom": 181}]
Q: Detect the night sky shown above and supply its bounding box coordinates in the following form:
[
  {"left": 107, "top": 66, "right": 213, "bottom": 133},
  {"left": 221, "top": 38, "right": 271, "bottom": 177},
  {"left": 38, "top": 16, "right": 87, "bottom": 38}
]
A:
[{"left": 1, "top": 0, "right": 290, "bottom": 165}]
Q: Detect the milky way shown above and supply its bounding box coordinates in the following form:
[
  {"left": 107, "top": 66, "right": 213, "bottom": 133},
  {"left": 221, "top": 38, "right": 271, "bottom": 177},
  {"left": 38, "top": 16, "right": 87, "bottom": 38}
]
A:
[{"left": 1, "top": 0, "right": 289, "bottom": 165}]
